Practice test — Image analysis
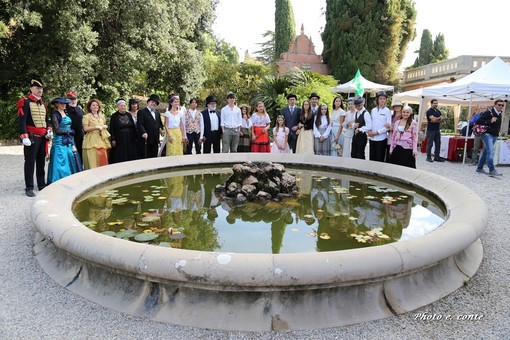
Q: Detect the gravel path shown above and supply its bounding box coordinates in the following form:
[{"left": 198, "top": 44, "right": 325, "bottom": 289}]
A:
[{"left": 1, "top": 146, "right": 508, "bottom": 339}]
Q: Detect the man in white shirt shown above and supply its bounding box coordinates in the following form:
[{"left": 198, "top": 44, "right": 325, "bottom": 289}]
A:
[
  {"left": 220, "top": 92, "right": 242, "bottom": 153},
  {"left": 367, "top": 91, "right": 392, "bottom": 162},
  {"left": 351, "top": 96, "right": 372, "bottom": 159}
]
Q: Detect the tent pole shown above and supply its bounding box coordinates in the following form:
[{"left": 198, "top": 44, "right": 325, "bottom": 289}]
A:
[{"left": 462, "top": 94, "right": 473, "bottom": 164}]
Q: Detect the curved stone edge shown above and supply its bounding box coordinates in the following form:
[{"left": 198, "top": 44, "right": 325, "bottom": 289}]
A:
[{"left": 31, "top": 154, "right": 488, "bottom": 330}]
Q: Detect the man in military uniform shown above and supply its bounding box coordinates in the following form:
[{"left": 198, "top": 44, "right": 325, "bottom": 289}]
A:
[{"left": 17, "top": 79, "right": 52, "bottom": 197}]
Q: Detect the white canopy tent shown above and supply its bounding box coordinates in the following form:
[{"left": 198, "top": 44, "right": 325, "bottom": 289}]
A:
[
  {"left": 333, "top": 72, "right": 394, "bottom": 94},
  {"left": 422, "top": 56, "right": 510, "bottom": 102}
]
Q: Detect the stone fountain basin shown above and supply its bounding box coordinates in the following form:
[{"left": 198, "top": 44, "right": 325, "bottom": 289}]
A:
[{"left": 32, "top": 154, "right": 487, "bottom": 331}]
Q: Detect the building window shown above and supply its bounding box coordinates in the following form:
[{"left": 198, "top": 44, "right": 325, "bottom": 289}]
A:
[{"left": 473, "top": 60, "right": 478, "bottom": 68}]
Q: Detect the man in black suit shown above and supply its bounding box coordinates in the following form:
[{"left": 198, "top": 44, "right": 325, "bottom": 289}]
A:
[
  {"left": 281, "top": 93, "right": 301, "bottom": 153},
  {"left": 202, "top": 95, "right": 222, "bottom": 153},
  {"left": 137, "top": 94, "right": 163, "bottom": 158}
]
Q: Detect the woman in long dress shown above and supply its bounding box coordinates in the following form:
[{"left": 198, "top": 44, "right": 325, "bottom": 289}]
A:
[
  {"left": 128, "top": 98, "right": 143, "bottom": 159},
  {"left": 47, "top": 97, "right": 81, "bottom": 184},
  {"left": 272, "top": 115, "right": 290, "bottom": 153},
  {"left": 164, "top": 95, "right": 185, "bottom": 156},
  {"left": 109, "top": 98, "right": 139, "bottom": 163},
  {"left": 341, "top": 98, "right": 356, "bottom": 158},
  {"left": 82, "top": 99, "right": 110, "bottom": 169},
  {"left": 250, "top": 101, "right": 271, "bottom": 153},
  {"left": 330, "top": 96, "right": 346, "bottom": 156},
  {"left": 237, "top": 104, "right": 252, "bottom": 152},
  {"left": 295, "top": 100, "right": 314, "bottom": 154},
  {"left": 313, "top": 104, "right": 333, "bottom": 155}
]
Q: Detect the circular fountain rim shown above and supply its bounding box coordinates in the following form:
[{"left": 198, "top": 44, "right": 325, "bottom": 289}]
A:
[{"left": 31, "top": 153, "right": 488, "bottom": 330}]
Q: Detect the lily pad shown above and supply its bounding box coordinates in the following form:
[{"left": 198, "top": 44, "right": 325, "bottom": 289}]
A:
[
  {"left": 100, "top": 231, "right": 116, "bottom": 237},
  {"left": 134, "top": 233, "right": 159, "bottom": 242},
  {"left": 319, "top": 233, "right": 330, "bottom": 240},
  {"left": 142, "top": 215, "right": 160, "bottom": 222},
  {"left": 159, "top": 242, "right": 172, "bottom": 247},
  {"left": 115, "top": 230, "right": 138, "bottom": 238}
]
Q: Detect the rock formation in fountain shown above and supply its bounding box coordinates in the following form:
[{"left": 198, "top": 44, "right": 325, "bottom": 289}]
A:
[{"left": 215, "top": 162, "right": 299, "bottom": 204}]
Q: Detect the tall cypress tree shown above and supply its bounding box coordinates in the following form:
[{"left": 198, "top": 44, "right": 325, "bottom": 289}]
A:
[
  {"left": 321, "top": 0, "right": 416, "bottom": 84},
  {"left": 414, "top": 29, "right": 434, "bottom": 67},
  {"left": 432, "top": 33, "right": 449, "bottom": 63},
  {"left": 274, "top": 0, "right": 296, "bottom": 61}
]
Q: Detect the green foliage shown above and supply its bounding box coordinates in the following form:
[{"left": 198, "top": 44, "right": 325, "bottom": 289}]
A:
[
  {"left": 0, "top": 0, "right": 216, "bottom": 138},
  {"left": 253, "top": 69, "right": 337, "bottom": 123},
  {"left": 432, "top": 33, "right": 449, "bottom": 63},
  {"left": 0, "top": 99, "right": 18, "bottom": 139},
  {"left": 254, "top": 30, "right": 275, "bottom": 65},
  {"left": 322, "top": 0, "right": 416, "bottom": 85},
  {"left": 274, "top": 0, "right": 296, "bottom": 61},
  {"left": 201, "top": 61, "right": 273, "bottom": 108},
  {"left": 414, "top": 29, "right": 433, "bottom": 67}
]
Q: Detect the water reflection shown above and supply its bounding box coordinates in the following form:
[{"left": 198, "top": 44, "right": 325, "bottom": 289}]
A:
[{"left": 73, "top": 169, "right": 444, "bottom": 254}]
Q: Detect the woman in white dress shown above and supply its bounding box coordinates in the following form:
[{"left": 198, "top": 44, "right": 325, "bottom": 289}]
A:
[
  {"left": 341, "top": 97, "right": 356, "bottom": 158},
  {"left": 330, "top": 96, "right": 346, "bottom": 156}
]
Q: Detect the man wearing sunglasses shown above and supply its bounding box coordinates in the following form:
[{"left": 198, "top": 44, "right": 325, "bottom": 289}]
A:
[{"left": 475, "top": 99, "right": 505, "bottom": 177}]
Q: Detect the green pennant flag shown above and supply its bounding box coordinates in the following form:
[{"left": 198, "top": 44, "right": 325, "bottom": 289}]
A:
[{"left": 353, "top": 69, "right": 364, "bottom": 96}]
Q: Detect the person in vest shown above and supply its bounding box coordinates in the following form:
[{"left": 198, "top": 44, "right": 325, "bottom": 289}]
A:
[
  {"left": 65, "top": 91, "right": 85, "bottom": 161},
  {"left": 17, "top": 79, "right": 52, "bottom": 197},
  {"left": 351, "top": 96, "right": 372, "bottom": 159},
  {"left": 184, "top": 97, "right": 204, "bottom": 154},
  {"left": 137, "top": 94, "right": 163, "bottom": 158},
  {"left": 367, "top": 91, "right": 392, "bottom": 162}
]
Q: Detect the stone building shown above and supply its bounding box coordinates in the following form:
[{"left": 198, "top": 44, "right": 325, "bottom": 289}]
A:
[
  {"left": 276, "top": 24, "right": 328, "bottom": 75},
  {"left": 401, "top": 55, "right": 510, "bottom": 91}
]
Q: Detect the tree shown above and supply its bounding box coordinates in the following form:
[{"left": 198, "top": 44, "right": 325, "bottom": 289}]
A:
[
  {"left": 322, "top": 0, "right": 417, "bottom": 84},
  {"left": 274, "top": 0, "right": 296, "bottom": 61},
  {"left": 254, "top": 30, "right": 275, "bottom": 64},
  {"left": 432, "top": 33, "right": 449, "bottom": 63},
  {"left": 0, "top": 0, "right": 216, "bottom": 115},
  {"left": 413, "top": 29, "right": 433, "bottom": 67}
]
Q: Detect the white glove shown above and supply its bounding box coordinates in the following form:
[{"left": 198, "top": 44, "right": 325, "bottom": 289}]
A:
[
  {"left": 97, "top": 125, "right": 103, "bottom": 131},
  {"left": 22, "top": 138, "right": 32, "bottom": 146},
  {"left": 45, "top": 131, "right": 53, "bottom": 139}
]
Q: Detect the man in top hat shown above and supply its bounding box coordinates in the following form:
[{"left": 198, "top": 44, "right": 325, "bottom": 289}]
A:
[
  {"left": 17, "top": 79, "right": 52, "bottom": 197},
  {"left": 202, "top": 95, "right": 222, "bottom": 153},
  {"left": 137, "top": 94, "right": 163, "bottom": 158},
  {"left": 309, "top": 92, "right": 320, "bottom": 115},
  {"left": 367, "top": 91, "right": 392, "bottom": 162},
  {"left": 65, "top": 91, "right": 85, "bottom": 160},
  {"left": 281, "top": 93, "right": 301, "bottom": 153},
  {"left": 220, "top": 92, "right": 242, "bottom": 153},
  {"left": 351, "top": 96, "right": 372, "bottom": 159}
]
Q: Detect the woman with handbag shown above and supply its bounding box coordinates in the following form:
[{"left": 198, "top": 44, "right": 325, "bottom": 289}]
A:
[
  {"left": 82, "top": 99, "right": 111, "bottom": 169},
  {"left": 47, "top": 97, "right": 82, "bottom": 184}
]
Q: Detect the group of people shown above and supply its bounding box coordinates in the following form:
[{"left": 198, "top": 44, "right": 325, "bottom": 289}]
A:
[{"left": 17, "top": 78, "right": 426, "bottom": 198}]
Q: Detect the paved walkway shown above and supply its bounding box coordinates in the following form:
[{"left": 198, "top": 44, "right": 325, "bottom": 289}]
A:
[{"left": 0, "top": 146, "right": 508, "bottom": 339}]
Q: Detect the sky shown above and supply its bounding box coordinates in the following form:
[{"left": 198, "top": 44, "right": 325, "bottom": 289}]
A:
[{"left": 213, "top": 0, "right": 510, "bottom": 73}]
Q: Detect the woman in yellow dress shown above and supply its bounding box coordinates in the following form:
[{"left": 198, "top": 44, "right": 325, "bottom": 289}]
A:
[
  {"left": 82, "top": 99, "right": 111, "bottom": 169},
  {"left": 164, "top": 95, "right": 185, "bottom": 156}
]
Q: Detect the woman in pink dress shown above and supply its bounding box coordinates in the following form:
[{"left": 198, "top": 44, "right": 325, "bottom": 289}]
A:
[{"left": 389, "top": 106, "right": 418, "bottom": 168}]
